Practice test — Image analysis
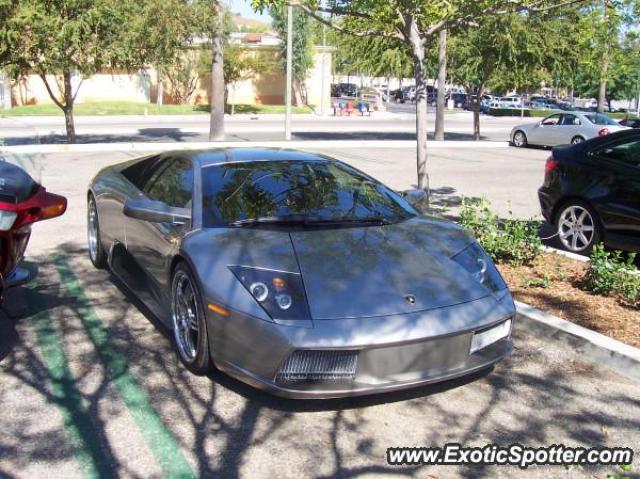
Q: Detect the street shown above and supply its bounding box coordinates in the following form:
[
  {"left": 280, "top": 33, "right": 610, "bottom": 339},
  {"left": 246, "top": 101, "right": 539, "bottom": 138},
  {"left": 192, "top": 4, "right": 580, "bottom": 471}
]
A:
[
  {"left": 0, "top": 111, "right": 527, "bottom": 145},
  {"left": 1, "top": 146, "right": 638, "bottom": 478}
]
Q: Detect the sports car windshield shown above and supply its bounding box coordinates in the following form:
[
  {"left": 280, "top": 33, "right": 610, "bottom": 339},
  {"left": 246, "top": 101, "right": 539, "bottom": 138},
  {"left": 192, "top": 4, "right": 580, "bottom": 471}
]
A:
[
  {"left": 201, "top": 160, "right": 417, "bottom": 227},
  {"left": 585, "top": 114, "right": 618, "bottom": 126}
]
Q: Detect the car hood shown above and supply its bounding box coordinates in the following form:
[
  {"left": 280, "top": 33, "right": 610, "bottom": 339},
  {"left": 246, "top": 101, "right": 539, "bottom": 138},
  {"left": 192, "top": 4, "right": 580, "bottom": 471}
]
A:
[{"left": 290, "top": 217, "right": 492, "bottom": 319}]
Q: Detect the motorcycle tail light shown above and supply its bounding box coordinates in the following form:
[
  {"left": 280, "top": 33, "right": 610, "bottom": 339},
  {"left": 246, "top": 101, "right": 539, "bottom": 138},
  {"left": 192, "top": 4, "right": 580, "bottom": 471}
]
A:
[
  {"left": 0, "top": 188, "right": 67, "bottom": 231},
  {"left": 0, "top": 211, "right": 17, "bottom": 231}
]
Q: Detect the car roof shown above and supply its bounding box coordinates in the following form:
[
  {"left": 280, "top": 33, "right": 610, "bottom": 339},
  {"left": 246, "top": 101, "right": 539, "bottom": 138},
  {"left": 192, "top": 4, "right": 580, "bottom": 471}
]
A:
[{"left": 181, "top": 148, "right": 335, "bottom": 168}]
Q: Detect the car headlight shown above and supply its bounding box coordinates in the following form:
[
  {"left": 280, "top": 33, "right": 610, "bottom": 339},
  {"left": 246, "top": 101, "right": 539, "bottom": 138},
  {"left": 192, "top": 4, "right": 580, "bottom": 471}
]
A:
[
  {"left": 452, "top": 242, "right": 507, "bottom": 296},
  {"left": 228, "top": 265, "right": 310, "bottom": 321}
]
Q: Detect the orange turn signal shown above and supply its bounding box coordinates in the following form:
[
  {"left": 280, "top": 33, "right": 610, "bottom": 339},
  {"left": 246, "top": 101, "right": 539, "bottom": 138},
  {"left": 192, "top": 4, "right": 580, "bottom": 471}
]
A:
[{"left": 207, "top": 302, "right": 230, "bottom": 317}]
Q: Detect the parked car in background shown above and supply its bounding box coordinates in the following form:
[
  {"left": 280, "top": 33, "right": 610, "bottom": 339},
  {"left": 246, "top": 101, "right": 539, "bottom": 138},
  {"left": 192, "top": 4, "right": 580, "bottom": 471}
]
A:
[
  {"left": 511, "top": 112, "right": 628, "bottom": 147},
  {"left": 87, "top": 148, "right": 515, "bottom": 397},
  {"left": 619, "top": 118, "right": 640, "bottom": 128},
  {"left": 499, "top": 96, "right": 522, "bottom": 108},
  {"left": 393, "top": 86, "right": 416, "bottom": 103},
  {"left": 331, "top": 83, "right": 359, "bottom": 98},
  {"left": 449, "top": 93, "right": 469, "bottom": 109},
  {"left": 538, "top": 129, "right": 640, "bottom": 253}
]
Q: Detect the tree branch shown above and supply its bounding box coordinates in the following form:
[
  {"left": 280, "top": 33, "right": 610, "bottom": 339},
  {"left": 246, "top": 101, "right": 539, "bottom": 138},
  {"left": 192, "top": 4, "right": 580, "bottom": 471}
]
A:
[
  {"left": 287, "top": 1, "right": 403, "bottom": 39},
  {"left": 38, "top": 73, "right": 65, "bottom": 109}
]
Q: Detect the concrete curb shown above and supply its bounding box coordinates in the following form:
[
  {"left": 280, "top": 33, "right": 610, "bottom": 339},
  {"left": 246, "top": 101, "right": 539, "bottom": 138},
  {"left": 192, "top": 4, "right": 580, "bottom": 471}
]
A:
[
  {"left": 515, "top": 300, "right": 640, "bottom": 382},
  {"left": 1, "top": 140, "right": 511, "bottom": 154}
]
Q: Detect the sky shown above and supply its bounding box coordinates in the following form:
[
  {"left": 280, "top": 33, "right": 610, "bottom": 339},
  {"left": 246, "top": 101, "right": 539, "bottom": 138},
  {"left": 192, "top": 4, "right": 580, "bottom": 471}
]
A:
[{"left": 226, "top": 0, "right": 271, "bottom": 22}]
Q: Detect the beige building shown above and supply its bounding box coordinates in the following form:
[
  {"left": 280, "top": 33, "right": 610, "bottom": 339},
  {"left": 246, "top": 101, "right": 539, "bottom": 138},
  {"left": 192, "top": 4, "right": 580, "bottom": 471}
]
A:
[{"left": 7, "top": 39, "right": 334, "bottom": 113}]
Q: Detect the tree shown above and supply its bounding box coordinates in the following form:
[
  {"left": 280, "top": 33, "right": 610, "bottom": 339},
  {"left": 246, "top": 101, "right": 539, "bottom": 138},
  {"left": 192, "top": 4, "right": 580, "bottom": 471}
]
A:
[
  {"left": 448, "top": 11, "right": 548, "bottom": 139},
  {"left": 253, "top": 0, "right": 589, "bottom": 194},
  {"left": 0, "top": 0, "right": 148, "bottom": 143},
  {"left": 128, "top": 0, "right": 195, "bottom": 106},
  {"left": 270, "top": 6, "right": 313, "bottom": 106},
  {"left": 199, "top": 42, "right": 270, "bottom": 113}
]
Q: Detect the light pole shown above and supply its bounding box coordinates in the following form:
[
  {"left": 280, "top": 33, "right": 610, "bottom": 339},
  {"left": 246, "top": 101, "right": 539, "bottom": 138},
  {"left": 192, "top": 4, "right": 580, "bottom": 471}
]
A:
[{"left": 284, "top": 4, "right": 293, "bottom": 140}]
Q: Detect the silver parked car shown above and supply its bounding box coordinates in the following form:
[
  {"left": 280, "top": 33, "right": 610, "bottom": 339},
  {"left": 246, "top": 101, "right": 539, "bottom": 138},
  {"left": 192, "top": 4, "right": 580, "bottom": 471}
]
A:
[
  {"left": 511, "top": 112, "right": 628, "bottom": 147},
  {"left": 87, "top": 148, "right": 515, "bottom": 398}
]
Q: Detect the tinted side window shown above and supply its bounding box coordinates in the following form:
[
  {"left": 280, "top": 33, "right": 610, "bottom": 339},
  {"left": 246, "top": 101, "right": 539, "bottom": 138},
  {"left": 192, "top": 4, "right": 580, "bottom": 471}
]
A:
[
  {"left": 121, "top": 155, "right": 167, "bottom": 190},
  {"left": 144, "top": 157, "right": 193, "bottom": 208},
  {"left": 542, "top": 114, "right": 561, "bottom": 126},
  {"left": 560, "top": 114, "right": 580, "bottom": 126},
  {"left": 596, "top": 139, "right": 640, "bottom": 168}
]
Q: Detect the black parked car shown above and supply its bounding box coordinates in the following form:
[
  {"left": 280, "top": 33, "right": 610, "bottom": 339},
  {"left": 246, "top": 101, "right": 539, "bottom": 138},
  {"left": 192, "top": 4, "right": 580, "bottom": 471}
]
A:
[
  {"left": 619, "top": 118, "right": 640, "bottom": 128},
  {"left": 538, "top": 129, "right": 640, "bottom": 254}
]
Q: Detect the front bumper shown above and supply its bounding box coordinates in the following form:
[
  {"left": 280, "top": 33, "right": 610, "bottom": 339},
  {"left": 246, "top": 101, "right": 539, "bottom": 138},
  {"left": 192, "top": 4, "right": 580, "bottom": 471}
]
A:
[{"left": 207, "top": 293, "right": 515, "bottom": 399}]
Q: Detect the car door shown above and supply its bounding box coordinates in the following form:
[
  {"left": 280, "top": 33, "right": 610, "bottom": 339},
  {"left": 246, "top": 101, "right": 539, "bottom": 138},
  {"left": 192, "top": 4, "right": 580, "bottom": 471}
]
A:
[
  {"left": 125, "top": 155, "right": 194, "bottom": 298},
  {"left": 555, "top": 113, "right": 581, "bottom": 144},
  {"left": 590, "top": 136, "right": 640, "bottom": 243},
  {"left": 529, "top": 113, "right": 562, "bottom": 144}
]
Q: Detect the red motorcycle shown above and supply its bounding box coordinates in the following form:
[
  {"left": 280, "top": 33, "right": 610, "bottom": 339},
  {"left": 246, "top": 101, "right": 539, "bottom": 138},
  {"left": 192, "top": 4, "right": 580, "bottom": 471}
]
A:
[{"left": 0, "top": 161, "right": 66, "bottom": 300}]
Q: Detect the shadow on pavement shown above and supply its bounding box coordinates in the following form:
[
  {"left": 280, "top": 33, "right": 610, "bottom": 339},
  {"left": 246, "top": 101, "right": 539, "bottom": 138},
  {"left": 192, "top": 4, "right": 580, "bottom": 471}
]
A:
[{"left": 2, "top": 242, "right": 640, "bottom": 478}]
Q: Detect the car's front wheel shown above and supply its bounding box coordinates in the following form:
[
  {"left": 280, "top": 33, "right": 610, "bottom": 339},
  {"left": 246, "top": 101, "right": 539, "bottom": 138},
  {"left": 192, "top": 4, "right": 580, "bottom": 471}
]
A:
[
  {"left": 571, "top": 136, "right": 585, "bottom": 145},
  {"left": 87, "top": 194, "right": 108, "bottom": 269},
  {"left": 512, "top": 130, "right": 528, "bottom": 147},
  {"left": 556, "top": 201, "right": 601, "bottom": 254},
  {"left": 171, "top": 262, "right": 211, "bottom": 374}
]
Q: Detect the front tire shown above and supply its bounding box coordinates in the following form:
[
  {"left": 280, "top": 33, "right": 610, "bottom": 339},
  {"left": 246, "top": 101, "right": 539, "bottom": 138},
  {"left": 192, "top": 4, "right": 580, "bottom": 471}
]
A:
[
  {"left": 571, "top": 136, "right": 585, "bottom": 145},
  {"left": 87, "top": 195, "right": 108, "bottom": 269},
  {"left": 171, "top": 262, "right": 211, "bottom": 374},
  {"left": 555, "top": 201, "right": 601, "bottom": 254},
  {"left": 512, "top": 130, "right": 528, "bottom": 147}
]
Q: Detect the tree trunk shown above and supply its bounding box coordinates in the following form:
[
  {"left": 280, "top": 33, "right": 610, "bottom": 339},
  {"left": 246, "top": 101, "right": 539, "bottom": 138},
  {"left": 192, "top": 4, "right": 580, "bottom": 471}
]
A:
[
  {"left": 293, "top": 79, "right": 304, "bottom": 107},
  {"left": 434, "top": 29, "right": 447, "bottom": 141},
  {"left": 62, "top": 71, "right": 76, "bottom": 143},
  {"left": 597, "top": 0, "right": 608, "bottom": 114},
  {"left": 472, "top": 85, "right": 483, "bottom": 141},
  {"left": 209, "top": 0, "right": 225, "bottom": 141},
  {"left": 156, "top": 68, "right": 163, "bottom": 106},
  {"left": 408, "top": 19, "right": 429, "bottom": 193}
]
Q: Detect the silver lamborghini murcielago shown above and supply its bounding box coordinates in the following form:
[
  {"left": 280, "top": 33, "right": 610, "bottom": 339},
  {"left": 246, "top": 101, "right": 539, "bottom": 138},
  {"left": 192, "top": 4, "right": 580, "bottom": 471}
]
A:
[{"left": 87, "top": 148, "right": 515, "bottom": 398}]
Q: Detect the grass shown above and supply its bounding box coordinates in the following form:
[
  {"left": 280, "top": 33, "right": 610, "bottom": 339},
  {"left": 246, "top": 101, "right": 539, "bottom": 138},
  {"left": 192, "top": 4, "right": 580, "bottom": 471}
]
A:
[{"left": 1, "top": 101, "right": 315, "bottom": 116}]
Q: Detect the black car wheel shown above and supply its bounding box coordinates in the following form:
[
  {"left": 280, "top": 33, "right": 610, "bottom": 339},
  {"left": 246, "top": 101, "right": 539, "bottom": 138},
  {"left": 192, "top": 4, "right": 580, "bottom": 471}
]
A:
[
  {"left": 555, "top": 201, "right": 601, "bottom": 254},
  {"left": 171, "top": 262, "right": 212, "bottom": 374},
  {"left": 87, "top": 195, "right": 108, "bottom": 269},
  {"left": 571, "top": 136, "right": 585, "bottom": 145},
  {"left": 512, "top": 131, "right": 528, "bottom": 148}
]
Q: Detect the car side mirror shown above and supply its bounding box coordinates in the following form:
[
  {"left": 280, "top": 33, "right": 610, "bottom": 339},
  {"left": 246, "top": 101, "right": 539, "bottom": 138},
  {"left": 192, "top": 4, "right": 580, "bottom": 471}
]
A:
[
  {"left": 123, "top": 199, "right": 190, "bottom": 225},
  {"left": 400, "top": 189, "right": 429, "bottom": 212}
]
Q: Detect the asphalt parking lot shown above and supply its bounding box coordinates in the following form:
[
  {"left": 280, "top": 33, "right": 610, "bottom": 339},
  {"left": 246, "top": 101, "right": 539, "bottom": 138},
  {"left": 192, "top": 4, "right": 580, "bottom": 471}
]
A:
[{"left": 1, "top": 146, "right": 639, "bottom": 478}]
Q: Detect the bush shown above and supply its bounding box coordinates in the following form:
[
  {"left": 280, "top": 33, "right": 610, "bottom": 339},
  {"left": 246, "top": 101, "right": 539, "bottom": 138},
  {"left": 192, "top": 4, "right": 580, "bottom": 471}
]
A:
[
  {"left": 583, "top": 244, "right": 640, "bottom": 307},
  {"left": 459, "top": 198, "right": 542, "bottom": 266}
]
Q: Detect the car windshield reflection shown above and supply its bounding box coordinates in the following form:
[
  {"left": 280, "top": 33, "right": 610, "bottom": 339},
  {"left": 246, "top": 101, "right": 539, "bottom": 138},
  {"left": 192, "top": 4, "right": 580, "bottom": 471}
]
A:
[{"left": 201, "top": 160, "right": 417, "bottom": 228}]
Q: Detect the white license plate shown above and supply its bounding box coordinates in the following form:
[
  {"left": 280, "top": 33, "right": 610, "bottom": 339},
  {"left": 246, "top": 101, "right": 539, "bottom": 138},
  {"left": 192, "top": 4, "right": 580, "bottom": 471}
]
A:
[{"left": 470, "top": 319, "right": 512, "bottom": 354}]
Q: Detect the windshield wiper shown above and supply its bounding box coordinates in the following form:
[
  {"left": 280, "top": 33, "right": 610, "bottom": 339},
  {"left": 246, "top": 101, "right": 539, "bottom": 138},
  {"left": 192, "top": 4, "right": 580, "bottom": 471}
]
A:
[
  {"left": 229, "top": 215, "right": 309, "bottom": 227},
  {"left": 230, "top": 215, "right": 394, "bottom": 227}
]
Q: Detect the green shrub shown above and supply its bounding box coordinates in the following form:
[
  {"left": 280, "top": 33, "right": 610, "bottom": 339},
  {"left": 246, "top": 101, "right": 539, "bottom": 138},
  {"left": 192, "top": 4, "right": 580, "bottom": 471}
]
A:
[
  {"left": 459, "top": 198, "right": 542, "bottom": 266},
  {"left": 583, "top": 244, "right": 640, "bottom": 307}
]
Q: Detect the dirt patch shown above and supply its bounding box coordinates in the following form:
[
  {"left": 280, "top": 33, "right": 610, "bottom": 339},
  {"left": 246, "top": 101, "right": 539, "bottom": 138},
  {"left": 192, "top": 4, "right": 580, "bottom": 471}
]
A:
[{"left": 498, "top": 253, "right": 640, "bottom": 348}]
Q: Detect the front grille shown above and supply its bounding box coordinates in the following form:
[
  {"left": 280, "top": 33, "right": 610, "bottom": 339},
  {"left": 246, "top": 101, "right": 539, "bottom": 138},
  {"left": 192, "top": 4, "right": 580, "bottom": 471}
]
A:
[{"left": 275, "top": 350, "right": 359, "bottom": 383}]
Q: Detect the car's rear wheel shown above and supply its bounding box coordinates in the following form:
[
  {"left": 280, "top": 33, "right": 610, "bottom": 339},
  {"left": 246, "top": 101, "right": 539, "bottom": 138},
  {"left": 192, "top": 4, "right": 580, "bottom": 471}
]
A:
[
  {"left": 556, "top": 201, "right": 601, "bottom": 254},
  {"left": 512, "top": 130, "right": 528, "bottom": 147},
  {"left": 571, "top": 136, "right": 585, "bottom": 145},
  {"left": 171, "top": 262, "right": 211, "bottom": 374},
  {"left": 87, "top": 195, "right": 107, "bottom": 269}
]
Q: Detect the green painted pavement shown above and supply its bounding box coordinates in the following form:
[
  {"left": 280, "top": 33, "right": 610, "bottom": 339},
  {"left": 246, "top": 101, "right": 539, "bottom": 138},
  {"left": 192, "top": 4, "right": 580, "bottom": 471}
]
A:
[{"left": 53, "top": 257, "right": 196, "bottom": 479}]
